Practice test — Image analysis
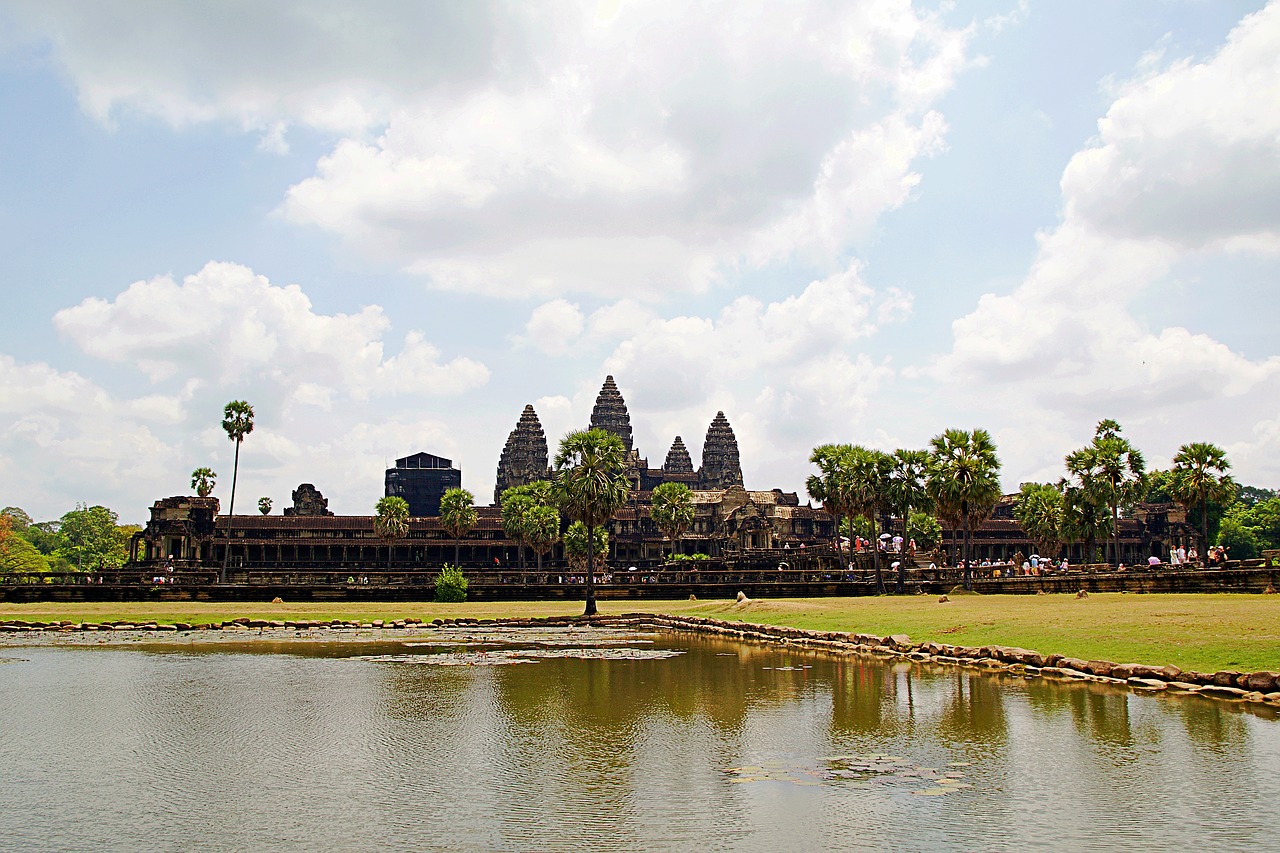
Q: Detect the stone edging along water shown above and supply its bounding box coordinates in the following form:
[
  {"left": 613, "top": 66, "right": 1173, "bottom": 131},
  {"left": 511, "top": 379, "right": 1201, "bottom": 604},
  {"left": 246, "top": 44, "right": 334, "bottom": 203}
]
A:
[{"left": 3, "top": 613, "right": 1278, "bottom": 707}]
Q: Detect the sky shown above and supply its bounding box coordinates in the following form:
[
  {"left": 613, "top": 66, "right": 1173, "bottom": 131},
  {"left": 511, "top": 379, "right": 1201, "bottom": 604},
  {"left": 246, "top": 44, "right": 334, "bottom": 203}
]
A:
[{"left": 1, "top": 0, "right": 1278, "bottom": 523}]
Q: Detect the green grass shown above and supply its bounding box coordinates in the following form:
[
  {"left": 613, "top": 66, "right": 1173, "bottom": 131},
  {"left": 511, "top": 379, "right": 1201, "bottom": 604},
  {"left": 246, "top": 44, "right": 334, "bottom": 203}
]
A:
[{"left": 4, "top": 593, "right": 1278, "bottom": 673}]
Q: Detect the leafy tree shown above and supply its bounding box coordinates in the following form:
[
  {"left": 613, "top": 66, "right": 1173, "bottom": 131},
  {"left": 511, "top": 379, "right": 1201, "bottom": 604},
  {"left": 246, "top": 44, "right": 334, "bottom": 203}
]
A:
[
  {"left": 258, "top": 497, "right": 272, "bottom": 515},
  {"left": 1013, "top": 483, "right": 1065, "bottom": 559},
  {"left": 907, "top": 511, "right": 941, "bottom": 550},
  {"left": 439, "top": 487, "right": 477, "bottom": 567},
  {"left": 434, "top": 564, "right": 468, "bottom": 602},
  {"left": 1060, "top": 481, "right": 1111, "bottom": 564},
  {"left": 191, "top": 467, "right": 217, "bottom": 498},
  {"left": 1219, "top": 497, "right": 1280, "bottom": 553},
  {"left": 22, "top": 520, "right": 67, "bottom": 563},
  {"left": 1065, "top": 420, "right": 1145, "bottom": 567},
  {"left": 927, "top": 428, "right": 1002, "bottom": 589},
  {"left": 650, "top": 481, "right": 695, "bottom": 558},
  {"left": 374, "top": 496, "right": 410, "bottom": 568},
  {"left": 500, "top": 485, "right": 537, "bottom": 569},
  {"left": 1237, "top": 485, "right": 1278, "bottom": 507},
  {"left": 58, "top": 504, "right": 128, "bottom": 571},
  {"left": 0, "top": 517, "right": 49, "bottom": 573},
  {"left": 1, "top": 507, "right": 33, "bottom": 532},
  {"left": 220, "top": 400, "right": 255, "bottom": 582},
  {"left": 526, "top": 504, "right": 561, "bottom": 572},
  {"left": 1216, "top": 515, "right": 1260, "bottom": 560},
  {"left": 887, "top": 448, "right": 932, "bottom": 593},
  {"left": 1170, "top": 442, "right": 1236, "bottom": 556},
  {"left": 552, "top": 428, "right": 630, "bottom": 616},
  {"left": 563, "top": 520, "right": 609, "bottom": 572}
]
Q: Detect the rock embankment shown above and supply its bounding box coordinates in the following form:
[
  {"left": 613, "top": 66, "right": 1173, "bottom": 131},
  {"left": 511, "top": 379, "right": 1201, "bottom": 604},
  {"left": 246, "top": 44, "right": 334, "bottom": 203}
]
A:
[{"left": 3, "top": 613, "right": 1277, "bottom": 707}]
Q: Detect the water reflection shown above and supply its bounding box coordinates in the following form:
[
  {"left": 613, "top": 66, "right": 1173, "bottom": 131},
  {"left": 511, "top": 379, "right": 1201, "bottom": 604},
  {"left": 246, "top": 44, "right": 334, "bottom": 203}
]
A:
[{"left": 0, "top": 631, "right": 1277, "bottom": 852}]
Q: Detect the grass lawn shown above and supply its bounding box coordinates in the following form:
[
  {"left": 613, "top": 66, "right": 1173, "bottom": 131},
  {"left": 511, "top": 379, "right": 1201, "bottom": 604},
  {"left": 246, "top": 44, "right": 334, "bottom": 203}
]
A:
[{"left": 3, "top": 593, "right": 1278, "bottom": 673}]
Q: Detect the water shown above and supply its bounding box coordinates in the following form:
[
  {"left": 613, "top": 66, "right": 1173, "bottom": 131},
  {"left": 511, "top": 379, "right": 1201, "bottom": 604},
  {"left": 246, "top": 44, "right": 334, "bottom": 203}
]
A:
[{"left": 1, "top": 629, "right": 1277, "bottom": 852}]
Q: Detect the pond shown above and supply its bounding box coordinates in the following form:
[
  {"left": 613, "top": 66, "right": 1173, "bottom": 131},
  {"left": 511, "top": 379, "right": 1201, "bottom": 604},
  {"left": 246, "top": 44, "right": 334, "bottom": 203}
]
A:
[{"left": 1, "top": 627, "right": 1277, "bottom": 851}]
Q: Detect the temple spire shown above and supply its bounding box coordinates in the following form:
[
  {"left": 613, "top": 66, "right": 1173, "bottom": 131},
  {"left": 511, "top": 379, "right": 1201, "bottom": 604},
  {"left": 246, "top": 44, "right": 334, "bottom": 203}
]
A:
[
  {"left": 494, "top": 404, "right": 549, "bottom": 503},
  {"left": 588, "top": 375, "right": 634, "bottom": 452},
  {"left": 698, "top": 411, "right": 743, "bottom": 489},
  {"left": 663, "top": 436, "right": 694, "bottom": 474}
]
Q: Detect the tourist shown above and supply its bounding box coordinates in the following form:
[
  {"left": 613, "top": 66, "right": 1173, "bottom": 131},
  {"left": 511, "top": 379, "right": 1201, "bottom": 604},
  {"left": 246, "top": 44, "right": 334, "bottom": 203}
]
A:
[
  {"left": 1187, "top": 546, "right": 1198, "bottom": 564},
  {"left": 1170, "top": 548, "right": 1181, "bottom": 566}
]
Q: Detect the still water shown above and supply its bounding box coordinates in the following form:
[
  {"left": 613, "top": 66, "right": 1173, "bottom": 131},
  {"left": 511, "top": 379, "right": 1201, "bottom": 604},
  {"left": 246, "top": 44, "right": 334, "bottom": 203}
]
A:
[{"left": 1, "top": 628, "right": 1278, "bottom": 852}]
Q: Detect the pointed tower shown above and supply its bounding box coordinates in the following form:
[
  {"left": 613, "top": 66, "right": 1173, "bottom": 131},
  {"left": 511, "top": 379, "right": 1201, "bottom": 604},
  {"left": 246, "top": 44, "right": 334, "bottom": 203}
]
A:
[
  {"left": 588, "top": 375, "right": 634, "bottom": 452},
  {"left": 494, "top": 404, "right": 550, "bottom": 503},
  {"left": 698, "top": 411, "right": 743, "bottom": 489},
  {"left": 663, "top": 436, "right": 694, "bottom": 475}
]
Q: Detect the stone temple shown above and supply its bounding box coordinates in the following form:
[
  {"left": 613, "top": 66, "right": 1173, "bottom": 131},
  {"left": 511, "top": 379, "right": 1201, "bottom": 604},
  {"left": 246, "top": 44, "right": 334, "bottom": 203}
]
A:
[{"left": 494, "top": 405, "right": 550, "bottom": 504}]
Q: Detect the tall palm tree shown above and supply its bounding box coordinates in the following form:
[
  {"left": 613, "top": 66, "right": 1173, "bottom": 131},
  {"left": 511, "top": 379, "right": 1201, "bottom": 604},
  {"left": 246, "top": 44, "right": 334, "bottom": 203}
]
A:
[
  {"left": 650, "top": 481, "right": 695, "bottom": 558},
  {"left": 1060, "top": 479, "right": 1110, "bottom": 564},
  {"left": 927, "top": 428, "right": 1002, "bottom": 590},
  {"left": 374, "top": 496, "right": 410, "bottom": 569},
  {"left": 439, "top": 488, "right": 477, "bottom": 567},
  {"left": 808, "top": 444, "right": 851, "bottom": 552},
  {"left": 552, "top": 428, "right": 630, "bottom": 616},
  {"left": 1170, "top": 442, "right": 1236, "bottom": 556},
  {"left": 1070, "top": 420, "right": 1146, "bottom": 567},
  {"left": 847, "top": 446, "right": 893, "bottom": 594},
  {"left": 191, "top": 467, "right": 217, "bottom": 498},
  {"left": 220, "top": 400, "right": 254, "bottom": 583},
  {"left": 563, "top": 521, "right": 609, "bottom": 573},
  {"left": 887, "top": 448, "right": 932, "bottom": 593},
  {"left": 500, "top": 486, "right": 536, "bottom": 569}
]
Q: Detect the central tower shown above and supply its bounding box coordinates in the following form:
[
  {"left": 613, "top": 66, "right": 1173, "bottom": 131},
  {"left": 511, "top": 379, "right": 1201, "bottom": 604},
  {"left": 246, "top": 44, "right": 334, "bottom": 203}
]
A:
[{"left": 588, "top": 375, "right": 634, "bottom": 452}]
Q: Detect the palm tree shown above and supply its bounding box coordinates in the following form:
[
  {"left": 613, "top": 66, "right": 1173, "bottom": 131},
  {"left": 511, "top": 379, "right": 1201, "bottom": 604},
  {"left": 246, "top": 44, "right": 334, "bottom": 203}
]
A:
[
  {"left": 439, "top": 488, "right": 477, "bottom": 567},
  {"left": 847, "top": 446, "right": 893, "bottom": 594},
  {"left": 1013, "top": 483, "right": 1065, "bottom": 561},
  {"left": 650, "top": 481, "right": 695, "bottom": 558},
  {"left": 1060, "top": 480, "right": 1110, "bottom": 564},
  {"left": 220, "top": 400, "right": 254, "bottom": 583},
  {"left": 257, "top": 497, "right": 272, "bottom": 515},
  {"left": 525, "top": 504, "right": 561, "bottom": 572},
  {"left": 191, "top": 467, "right": 217, "bottom": 498},
  {"left": 887, "top": 448, "right": 932, "bottom": 593},
  {"left": 563, "top": 520, "right": 609, "bottom": 573},
  {"left": 927, "top": 428, "right": 1002, "bottom": 590},
  {"left": 1170, "top": 442, "right": 1236, "bottom": 556},
  {"left": 1069, "top": 420, "right": 1146, "bottom": 567},
  {"left": 500, "top": 486, "right": 536, "bottom": 569},
  {"left": 808, "top": 444, "right": 851, "bottom": 552},
  {"left": 374, "top": 496, "right": 410, "bottom": 569},
  {"left": 552, "top": 428, "right": 630, "bottom": 616}
]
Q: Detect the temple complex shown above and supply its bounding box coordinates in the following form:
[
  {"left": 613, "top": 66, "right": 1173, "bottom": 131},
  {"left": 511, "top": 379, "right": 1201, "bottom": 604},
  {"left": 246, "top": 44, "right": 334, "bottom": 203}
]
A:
[{"left": 283, "top": 483, "right": 333, "bottom": 517}]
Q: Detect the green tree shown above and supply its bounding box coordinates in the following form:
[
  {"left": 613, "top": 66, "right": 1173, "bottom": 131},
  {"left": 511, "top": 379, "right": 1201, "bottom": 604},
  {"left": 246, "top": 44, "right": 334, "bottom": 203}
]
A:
[
  {"left": 0, "top": 517, "right": 49, "bottom": 573},
  {"left": 526, "top": 504, "right": 561, "bottom": 572},
  {"left": 887, "top": 448, "right": 932, "bottom": 593},
  {"left": 1066, "top": 420, "right": 1146, "bottom": 567},
  {"left": 258, "top": 497, "right": 272, "bottom": 515},
  {"left": 439, "top": 487, "right": 478, "bottom": 567},
  {"left": 1, "top": 507, "right": 33, "bottom": 532},
  {"left": 1060, "top": 480, "right": 1111, "bottom": 564},
  {"left": 927, "top": 428, "right": 1002, "bottom": 589},
  {"left": 1216, "top": 515, "right": 1260, "bottom": 560},
  {"left": 808, "top": 444, "right": 853, "bottom": 552},
  {"left": 847, "top": 446, "right": 893, "bottom": 594},
  {"left": 191, "top": 467, "right": 217, "bottom": 498},
  {"left": 552, "top": 428, "right": 630, "bottom": 616},
  {"left": 1013, "top": 483, "right": 1065, "bottom": 559},
  {"left": 1170, "top": 442, "right": 1236, "bottom": 556},
  {"left": 500, "top": 485, "right": 537, "bottom": 569},
  {"left": 220, "top": 400, "right": 255, "bottom": 582},
  {"left": 907, "top": 511, "right": 941, "bottom": 550},
  {"left": 563, "top": 520, "right": 609, "bottom": 572},
  {"left": 434, "top": 564, "right": 468, "bottom": 602},
  {"left": 650, "top": 481, "right": 695, "bottom": 558},
  {"left": 58, "top": 504, "right": 128, "bottom": 571},
  {"left": 374, "top": 495, "right": 410, "bottom": 568}
]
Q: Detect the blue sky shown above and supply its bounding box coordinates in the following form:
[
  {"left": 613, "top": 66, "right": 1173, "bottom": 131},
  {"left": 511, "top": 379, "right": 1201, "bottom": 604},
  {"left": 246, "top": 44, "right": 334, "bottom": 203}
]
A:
[{"left": 1, "top": 1, "right": 1277, "bottom": 522}]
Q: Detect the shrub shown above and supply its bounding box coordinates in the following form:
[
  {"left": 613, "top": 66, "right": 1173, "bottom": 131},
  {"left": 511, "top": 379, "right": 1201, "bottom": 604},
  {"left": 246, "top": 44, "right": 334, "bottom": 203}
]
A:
[
  {"left": 669, "top": 553, "right": 709, "bottom": 562},
  {"left": 434, "top": 564, "right": 468, "bottom": 602}
]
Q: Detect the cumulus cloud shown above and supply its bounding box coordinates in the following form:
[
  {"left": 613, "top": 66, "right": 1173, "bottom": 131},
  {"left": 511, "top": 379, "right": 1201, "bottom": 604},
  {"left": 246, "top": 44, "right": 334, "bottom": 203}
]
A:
[
  {"left": 520, "top": 299, "right": 585, "bottom": 356},
  {"left": 53, "top": 261, "right": 490, "bottom": 403},
  {"left": 936, "top": 4, "right": 1280, "bottom": 413}
]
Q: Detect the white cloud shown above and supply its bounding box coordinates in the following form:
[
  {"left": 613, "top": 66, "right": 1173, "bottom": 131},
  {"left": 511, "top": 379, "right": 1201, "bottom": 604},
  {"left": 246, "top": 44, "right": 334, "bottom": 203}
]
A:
[
  {"left": 53, "top": 261, "right": 489, "bottom": 402},
  {"left": 937, "top": 4, "right": 1280, "bottom": 415},
  {"left": 520, "top": 300, "right": 585, "bottom": 356}
]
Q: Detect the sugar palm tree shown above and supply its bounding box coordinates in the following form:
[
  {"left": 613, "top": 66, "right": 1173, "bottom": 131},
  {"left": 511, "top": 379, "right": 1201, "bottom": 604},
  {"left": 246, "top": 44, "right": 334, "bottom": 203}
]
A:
[
  {"left": 1170, "top": 442, "right": 1236, "bottom": 556},
  {"left": 1013, "top": 482, "right": 1065, "bottom": 560},
  {"left": 808, "top": 444, "right": 851, "bottom": 552},
  {"left": 191, "top": 467, "right": 217, "bottom": 498},
  {"left": 374, "top": 496, "right": 410, "bottom": 569},
  {"left": 847, "top": 446, "right": 893, "bottom": 594},
  {"left": 257, "top": 497, "right": 272, "bottom": 515},
  {"left": 887, "top": 448, "right": 932, "bottom": 593},
  {"left": 650, "top": 481, "right": 695, "bottom": 558},
  {"left": 1060, "top": 479, "right": 1110, "bottom": 564},
  {"left": 525, "top": 504, "right": 561, "bottom": 572},
  {"left": 500, "top": 486, "right": 536, "bottom": 569},
  {"left": 220, "top": 400, "right": 254, "bottom": 583},
  {"left": 552, "top": 428, "right": 630, "bottom": 616},
  {"left": 439, "top": 488, "right": 477, "bottom": 567},
  {"left": 1068, "top": 420, "right": 1146, "bottom": 567},
  {"left": 563, "top": 520, "right": 609, "bottom": 573},
  {"left": 927, "top": 428, "right": 1002, "bottom": 590}
]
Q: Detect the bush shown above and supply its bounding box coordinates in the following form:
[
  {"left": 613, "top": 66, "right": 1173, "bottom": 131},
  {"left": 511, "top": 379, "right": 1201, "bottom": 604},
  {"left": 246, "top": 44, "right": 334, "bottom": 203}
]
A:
[
  {"left": 669, "top": 553, "right": 709, "bottom": 562},
  {"left": 434, "top": 564, "right": 468, "bottom": 602}
]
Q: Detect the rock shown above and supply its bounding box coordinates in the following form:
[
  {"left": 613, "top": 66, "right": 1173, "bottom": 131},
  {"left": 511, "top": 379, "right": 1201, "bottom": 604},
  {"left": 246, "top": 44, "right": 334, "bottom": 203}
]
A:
[
  {"left": 271, "top": 597, "right": 284, "bottom": 604},
  {"left": 888, "top": 634, "right": 912, "bottom": 650},
  {"left": 1075, "top": 589, "right": 1089, "bottom": 599},
  {"left": 938, "top": 595, "right": 949, "bottom": 603},
  {"left": 1127, "top": 677, "right": 1168, "bottom": 690},
  {"left": 156, "top": 624, "right": 177, "bottom": 632},
  {"left": 688, "top": 594, "right": 697, "bottom": 601},
  {"left": 1242, "top": 691, "right": 1267, "bottom": 703},
  {"left": 1211, "top": 670, "right": 1243, "bottom": 687},
  {"left": 736, "top": 591, "right": 750, "bottom": 603},
  {"left": 1245, "top": 672, "right": 1278, "bottom": 693},
  {"left": 1199, "top": 684, "right": 1249, "bottom": 699},
  {"left": 1166, "top": 682, "right": 1201, "bottom": 692},
  {"left": 1264, "top": 692, "right": 1280, "bottom": 704}
]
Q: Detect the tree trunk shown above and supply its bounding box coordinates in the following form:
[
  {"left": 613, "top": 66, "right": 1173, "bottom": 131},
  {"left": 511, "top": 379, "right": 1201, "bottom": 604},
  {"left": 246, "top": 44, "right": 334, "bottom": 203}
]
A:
[
  {"left": 1112, "top": 502, "right": 1121, "bottom": 567},
  {"left": 454, "top": 539, "right": 460, "bottom": 568},
  {"left": 895, "top": 504, "right": 909, "bottom": 594},
  {"left": 584, "top": 522, "right": 598, "bottom": 616},
  {"left": 1201, "top": 496, "right": 1209, "bottom": 557},
  {"left": 871, "top": 514, "right": 884, "bottom": 594},
  {"left": 220, "top": 438, "right": 241, "bottom": 584}
]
